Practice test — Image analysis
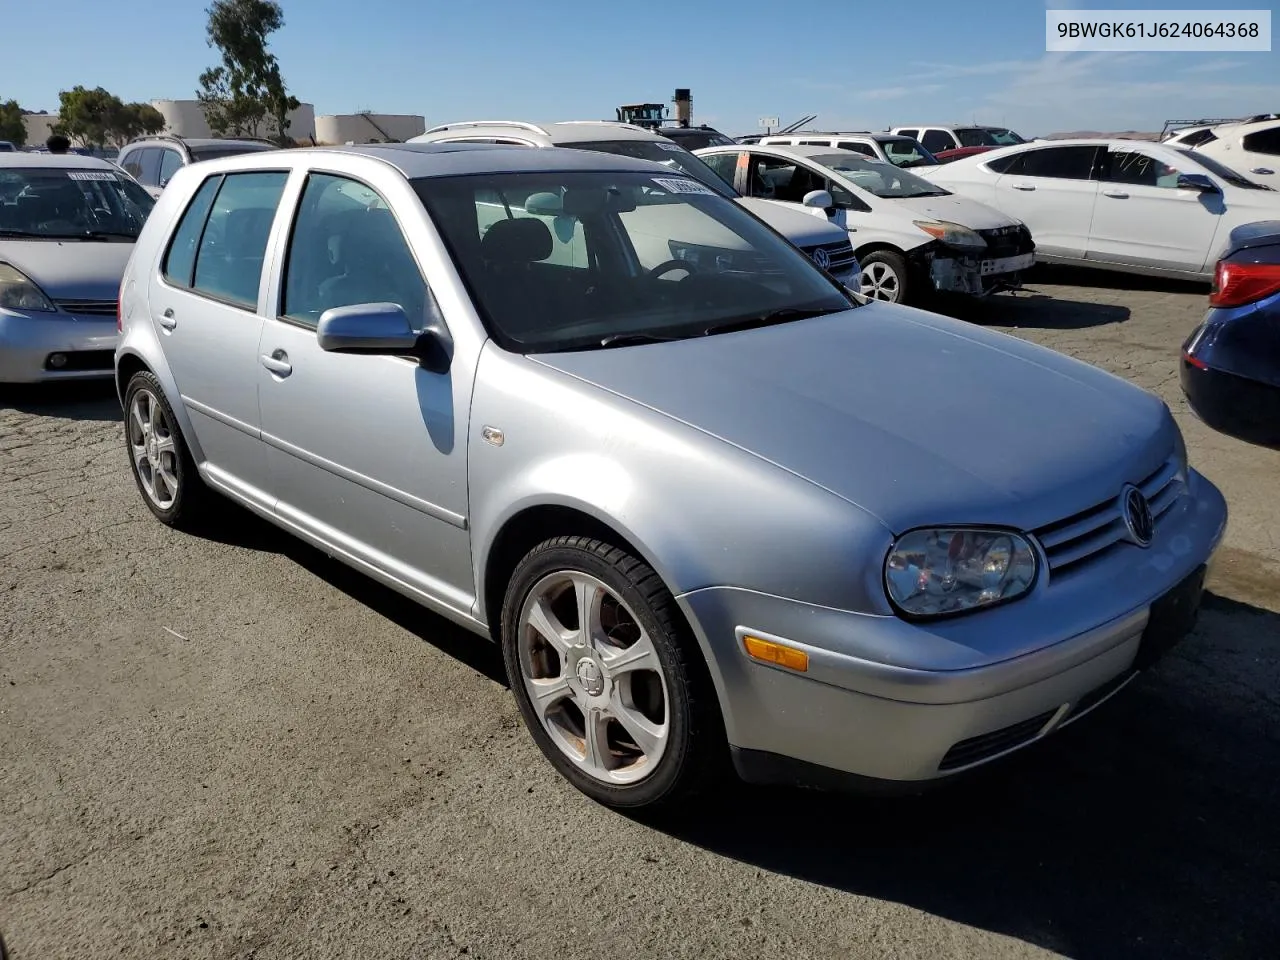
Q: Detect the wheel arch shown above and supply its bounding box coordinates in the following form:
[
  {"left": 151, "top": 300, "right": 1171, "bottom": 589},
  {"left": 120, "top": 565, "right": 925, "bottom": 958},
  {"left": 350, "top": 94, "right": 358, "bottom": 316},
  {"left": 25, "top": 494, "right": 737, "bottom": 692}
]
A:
[{"left": 114, "top": 345, "right": 207, "bottom": 465}]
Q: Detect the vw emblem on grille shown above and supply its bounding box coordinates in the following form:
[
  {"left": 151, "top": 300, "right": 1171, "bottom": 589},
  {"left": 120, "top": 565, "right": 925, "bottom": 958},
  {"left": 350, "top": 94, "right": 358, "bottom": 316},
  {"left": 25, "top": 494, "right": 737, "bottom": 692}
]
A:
[
  {"left": 811, "top": 247, "right": 831, "bottom": 271},
  {"left": 1121, "top": 485, "right": 1154, "bottom": 548}
]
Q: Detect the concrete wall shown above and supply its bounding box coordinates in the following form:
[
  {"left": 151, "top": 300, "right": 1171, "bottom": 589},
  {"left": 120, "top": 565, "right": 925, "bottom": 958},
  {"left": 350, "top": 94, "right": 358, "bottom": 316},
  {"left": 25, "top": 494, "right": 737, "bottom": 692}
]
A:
[
  {"left": 315, "top": 114, "right": 426, "bottom": 144},
  {"left": 150, "top": 99, "right": 317, "bottom": 140},
  {"left": 22, "top": 113, "right": 59, "bottom": 146}
]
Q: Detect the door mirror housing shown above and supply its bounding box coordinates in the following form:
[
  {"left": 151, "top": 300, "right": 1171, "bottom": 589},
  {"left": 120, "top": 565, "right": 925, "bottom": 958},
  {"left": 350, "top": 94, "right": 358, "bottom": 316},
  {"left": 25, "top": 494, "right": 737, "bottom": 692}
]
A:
[
  {"left": 316, "top": 303, "right": 452, "bottom": 373},
  {"left": 1177, "top": 172, "right": 1219, "bottom": 193},
  {"left": 802, "top": 189, "right": 834, "bottom": 210}
]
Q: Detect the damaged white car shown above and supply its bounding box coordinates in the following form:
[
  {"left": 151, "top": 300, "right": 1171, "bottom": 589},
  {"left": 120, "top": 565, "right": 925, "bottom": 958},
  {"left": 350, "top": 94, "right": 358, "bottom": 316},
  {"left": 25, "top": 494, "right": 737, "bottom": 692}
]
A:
[{"left": 695, "top": 143, "right": 1034, "bottom": 304}]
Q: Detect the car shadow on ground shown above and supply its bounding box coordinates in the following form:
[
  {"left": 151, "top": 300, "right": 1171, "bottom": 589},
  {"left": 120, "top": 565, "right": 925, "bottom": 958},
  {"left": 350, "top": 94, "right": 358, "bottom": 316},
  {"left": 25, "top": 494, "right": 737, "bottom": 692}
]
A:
[
  {"left": 932, "top": 289, "right": 1131, "bottom": 330},
  {"left": 632, "top": 593, "right": 1280, "bottom": 960},
  {"left": 0, "top": 381, "right": 121, "bottom": 423}
]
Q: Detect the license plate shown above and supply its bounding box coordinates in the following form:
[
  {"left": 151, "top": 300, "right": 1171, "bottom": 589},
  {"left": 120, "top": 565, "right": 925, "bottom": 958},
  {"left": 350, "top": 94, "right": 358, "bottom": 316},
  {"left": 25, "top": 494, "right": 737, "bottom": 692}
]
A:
[
  {"left": 980, "top": 252, "right": 1035, "bottom": 276},
  {"left": 1134, "top": 565, "right": 1207, "bottom": 670}
]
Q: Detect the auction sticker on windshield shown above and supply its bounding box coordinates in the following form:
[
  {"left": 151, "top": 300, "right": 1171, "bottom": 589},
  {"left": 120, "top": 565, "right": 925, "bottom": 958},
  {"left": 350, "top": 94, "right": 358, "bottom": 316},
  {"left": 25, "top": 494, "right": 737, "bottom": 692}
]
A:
[
  {"left": 67, "top": 171, "right": 119, "bottom": 181},
  {"left": 652, "top": 177, "right": 716, "bottom": 195},
  {"left": 655, "top": 142, "right": 684, "bottom": 151}
]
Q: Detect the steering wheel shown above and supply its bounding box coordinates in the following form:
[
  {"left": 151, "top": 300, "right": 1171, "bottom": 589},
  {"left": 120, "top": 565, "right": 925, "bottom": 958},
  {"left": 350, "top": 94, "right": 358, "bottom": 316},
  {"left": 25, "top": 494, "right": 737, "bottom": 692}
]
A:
[{"left": 647, "top": 259, "right": 698, "bottom": 281}]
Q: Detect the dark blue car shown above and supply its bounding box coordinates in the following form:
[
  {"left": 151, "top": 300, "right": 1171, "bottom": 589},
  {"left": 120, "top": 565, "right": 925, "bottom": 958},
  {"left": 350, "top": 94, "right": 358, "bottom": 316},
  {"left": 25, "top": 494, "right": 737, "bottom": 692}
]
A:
[{"left": 1181, "top": 221, "right": 1280, "bottom": 450}]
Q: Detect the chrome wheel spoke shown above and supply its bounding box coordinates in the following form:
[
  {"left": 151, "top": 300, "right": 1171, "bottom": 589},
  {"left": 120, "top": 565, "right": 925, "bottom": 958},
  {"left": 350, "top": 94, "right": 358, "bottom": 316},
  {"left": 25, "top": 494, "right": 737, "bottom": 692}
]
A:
[
  {"left": 573, "top": 575, "right": 603, "bottom": 650},
  {"left": 157, "top": 463, "right": 180, "bottom": 501},
  {"left": 148, "top": 395, "right": 163, "bottom": 433},
  {"left": 581, "top": 707, "right": 610, "bottom": 772},
  {"left": 130, "top": 402, "right": 147, "bottom": 440},
  {"left": 608, "top": 693, "right": 663, "bottom": 757},
  {"left": 154, "top": 435, "right": 176, "bottom": 459},
  {"left": 526, "top": 674, "right": 573, "bottom": 719},
  {"left": 603, "top": 632, "right": 659, "bottom": 676},
  {"left": 526, "top": 597, "right": 574, "bottom": 656}
]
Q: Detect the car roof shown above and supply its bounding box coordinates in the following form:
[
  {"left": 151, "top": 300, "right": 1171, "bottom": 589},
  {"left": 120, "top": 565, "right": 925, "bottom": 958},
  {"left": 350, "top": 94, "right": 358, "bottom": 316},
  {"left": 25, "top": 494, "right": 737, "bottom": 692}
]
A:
[
  {"left": 418, "top": 120, "right": 666, "bottom": 144},
  {"left": 710, "top": 143, "right": 849, "bottom": 161},
  {"left": 184, "top": 141, "right": 671, "bottom": 178},
  {"left": 0, "top": 153, "right": 121, "bottom": 170},
  {"left": 123, "top": 137, "right": 276, "bottom": 149}
]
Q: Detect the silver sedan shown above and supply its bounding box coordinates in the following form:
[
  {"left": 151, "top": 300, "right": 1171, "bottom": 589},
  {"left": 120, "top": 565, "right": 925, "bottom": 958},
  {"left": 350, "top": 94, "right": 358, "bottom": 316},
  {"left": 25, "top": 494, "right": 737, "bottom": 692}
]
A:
[
  {"left": 115, "top": 144, "right": 1227, "bottom": 808},
  {"left": 0, "top": 154, "right": 155, "bottom": 382}
]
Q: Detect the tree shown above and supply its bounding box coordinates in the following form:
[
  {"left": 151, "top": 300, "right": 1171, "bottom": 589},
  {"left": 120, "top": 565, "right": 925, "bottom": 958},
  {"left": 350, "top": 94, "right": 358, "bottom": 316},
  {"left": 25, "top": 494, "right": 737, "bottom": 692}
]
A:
[
  {"left": 196, "top": 0, "right": 300, "bottom": 143},
  {"left": 0, "top": 99, "right": 26, "bottom": 147},
  {"left": 55, "top": 87, "right": 168, "bottom": 148}
]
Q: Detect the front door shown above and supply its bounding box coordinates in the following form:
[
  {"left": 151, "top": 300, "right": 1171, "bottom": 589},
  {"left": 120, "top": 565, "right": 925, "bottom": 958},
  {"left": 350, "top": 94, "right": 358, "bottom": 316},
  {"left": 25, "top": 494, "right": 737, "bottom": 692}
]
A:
[
  {"left": 255, "top": 171, "right": 475, "bottom": 615},
  {"left": 147, "top": 169, "right": 289, "bottom": 507},
  {"left": 991, "top": 145, "right": 1101, "bottom": 258},
  {"left": 1087, "top": 147, "right": 1222, "bottom": 274}
]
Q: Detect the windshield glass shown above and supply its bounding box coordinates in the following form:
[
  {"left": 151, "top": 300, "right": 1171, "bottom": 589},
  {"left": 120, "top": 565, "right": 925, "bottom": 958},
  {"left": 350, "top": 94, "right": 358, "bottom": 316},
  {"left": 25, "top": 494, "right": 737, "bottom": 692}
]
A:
[
  {"left": 810, "top": 154, "right": 950, "bottom": 198},
  {"left": 190, "top": 143, "right": 278, "bottom": 162},
  {"left": 0, "top": 167, "right": 155, "bottom": 239},
  {"left": 879, "top": 139, "right": 937, "bottom": 168},
  {"left": 1175, "top": 148, "right": 1272, "bottom": 190},
  {"left": 984, "top": 128, "right": 1025, "bottom": 145},
  {"left": 414, "top": 171, "right": 853, "bottom": 354},
  {"left": 569, "top": 140, "right": 738, "bottom": 197},
  {"left": 955, "top": 128, "right": 1002, "bottom": 147}
]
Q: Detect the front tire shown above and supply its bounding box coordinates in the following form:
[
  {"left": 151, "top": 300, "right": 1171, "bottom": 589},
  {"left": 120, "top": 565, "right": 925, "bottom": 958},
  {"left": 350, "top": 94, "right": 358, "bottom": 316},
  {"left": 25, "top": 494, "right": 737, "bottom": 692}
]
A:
[
  {"left": 123, "top": 371, "right": 211, "bottom": 528},
  {"left": 500, "top": 536, "right": 723, "bottom": 808},
  {"left": 859, "top": 249, "right": 911, "bottom": 304}
]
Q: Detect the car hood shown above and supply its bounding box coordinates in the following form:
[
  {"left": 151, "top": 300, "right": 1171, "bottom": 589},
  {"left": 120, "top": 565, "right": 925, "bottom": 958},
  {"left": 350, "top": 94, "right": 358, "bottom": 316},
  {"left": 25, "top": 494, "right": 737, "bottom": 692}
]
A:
[
  {"left": 0, "top": 239, "right": 134, "bottom": 301},
  {"left": 736, "top": 197, "right": 849, "bottom": 247},
  {"left": 533, "top": 303, "right": 1173, "bottom": 533},
  {"left": 890, "top": 193, "right": 1018, "bottom": 230}
]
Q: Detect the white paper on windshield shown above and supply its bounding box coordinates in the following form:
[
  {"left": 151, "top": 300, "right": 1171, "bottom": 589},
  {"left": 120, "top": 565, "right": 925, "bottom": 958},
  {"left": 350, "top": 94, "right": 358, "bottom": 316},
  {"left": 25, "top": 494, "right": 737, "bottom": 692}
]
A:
[
  {"left": 655, "top": 142, "right": 683, "bottom": 151},
  {"left": 66, "top": 171, "right": 118, "bottom": 181},
  {"left": 651, "top": 177, "right": 715, "bottom": 195}
]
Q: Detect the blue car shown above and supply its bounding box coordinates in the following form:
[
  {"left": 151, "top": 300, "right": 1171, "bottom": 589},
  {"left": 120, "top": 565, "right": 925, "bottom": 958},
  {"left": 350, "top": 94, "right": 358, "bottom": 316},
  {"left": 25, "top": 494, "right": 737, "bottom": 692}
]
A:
[{"left": 1182, "top": 221, "right": 1280, "bottom": 450}]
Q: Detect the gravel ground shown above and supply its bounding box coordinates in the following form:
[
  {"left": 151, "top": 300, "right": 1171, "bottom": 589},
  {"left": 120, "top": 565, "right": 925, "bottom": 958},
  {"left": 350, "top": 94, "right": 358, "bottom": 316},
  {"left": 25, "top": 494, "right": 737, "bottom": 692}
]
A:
[{"left": 2, "top": 267, "right": 1278, "bottom": 960}]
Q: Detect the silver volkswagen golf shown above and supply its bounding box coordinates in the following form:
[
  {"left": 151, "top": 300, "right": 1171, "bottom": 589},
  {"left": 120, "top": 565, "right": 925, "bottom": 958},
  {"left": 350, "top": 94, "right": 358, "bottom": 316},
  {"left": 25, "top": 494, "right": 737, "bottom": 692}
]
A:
[{"left": 116, "top": 143, "right": 1227, "bottom": 808}]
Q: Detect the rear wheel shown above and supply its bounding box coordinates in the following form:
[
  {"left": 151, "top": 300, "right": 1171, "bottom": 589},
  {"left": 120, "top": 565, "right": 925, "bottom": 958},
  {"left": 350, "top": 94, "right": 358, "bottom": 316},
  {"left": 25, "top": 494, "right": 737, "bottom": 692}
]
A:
[
  {"left": 501, "top": 536, "right": 723, "bottom": 808},
  {"left": 859, "top": 250, "right": 911, "bottom": 303},
  {"left": 123, "top": 371, "right": 211, "bottom": 528}
]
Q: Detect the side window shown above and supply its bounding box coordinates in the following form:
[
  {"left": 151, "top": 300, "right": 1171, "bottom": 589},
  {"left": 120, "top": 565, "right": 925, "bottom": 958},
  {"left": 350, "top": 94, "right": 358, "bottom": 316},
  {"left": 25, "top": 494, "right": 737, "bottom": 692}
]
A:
[
  {"left": 1179, "top": 129, "right": 1219, "bottom": 148},
  {"left": 191, "top": 171, "right": 288, "bottom": 309},
  {"left": 838, "top": 141, "right": 876, "bottom": 157},
  {"left": 1103, "top": 150, "right": 1181, "bottom": 188},
  {"left": 283, "top": 173, "right": 431, "bottom": 328},
  {"left": 985, "top": 153, "right": 1023, "bottom": 174},
  {"left": 162, "top": 175, "right": 223, "bottom": 286},
  {"left": 897, "top": 129, "right": 918, "bottom": 141},
  {"left": 1242, "top": 127, "right": 1280, "bottom": 156},
  {"left": 158, "top": 149, "right": 184, "bottom": 186},
  {"left": 137, "top": 148, "right": 163, "bottom": 186},
  {"left": 1018, "top": 146, "right": 1099, "bottom": 180},
  {"left": 748, "top": 156, "right": 824, "bottom": 202},
  {"left": 921, "top": 130, "right": 953, "bottom": 153},
  {"left": 120, "top": 148, "right": 145, "bottom": 180},
  {"left": 700, "top": 151, "right": 739, "bottom": 185}
]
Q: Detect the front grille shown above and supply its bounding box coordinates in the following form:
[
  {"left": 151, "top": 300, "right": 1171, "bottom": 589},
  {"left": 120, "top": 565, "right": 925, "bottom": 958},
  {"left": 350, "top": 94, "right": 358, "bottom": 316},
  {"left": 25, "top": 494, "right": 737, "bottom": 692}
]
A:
[
  {"left": 1033, "top": 456, "right": 1184, "bottom": 577},
  {"left": 978, "top": 224, "right": 1034, "bottom": 260},
  {"left": 938, "top": 710, "right": 1057, "bottom": 771},
  {"left": 803, "top": 239, "right": 858, "bottom": 275},
  {"left": 44, "top": 350, "right": 114, "bottom": 372},
  {"left": 54, "top": 298, "right": 117, "bottom": 317}
]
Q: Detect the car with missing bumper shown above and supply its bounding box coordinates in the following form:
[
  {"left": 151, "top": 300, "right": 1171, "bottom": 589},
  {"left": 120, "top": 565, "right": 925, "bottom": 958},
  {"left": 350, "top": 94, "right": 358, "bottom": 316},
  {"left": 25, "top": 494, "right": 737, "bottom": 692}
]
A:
[
  {"left": 116, "top": 142, "right": 1226, "bottom": 808},
  {"left": 695, "top": 142, "right": 1034, "bottom": 304},
  {"left": 1, "top": 153, "right": 155, "bottom": 382}
]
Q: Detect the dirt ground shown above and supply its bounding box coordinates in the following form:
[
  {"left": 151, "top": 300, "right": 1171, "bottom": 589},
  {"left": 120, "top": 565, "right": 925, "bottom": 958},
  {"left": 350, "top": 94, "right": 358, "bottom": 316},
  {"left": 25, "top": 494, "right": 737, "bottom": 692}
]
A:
[{"left": 2, "top": 266, "right": 1278, "bottom": 960}]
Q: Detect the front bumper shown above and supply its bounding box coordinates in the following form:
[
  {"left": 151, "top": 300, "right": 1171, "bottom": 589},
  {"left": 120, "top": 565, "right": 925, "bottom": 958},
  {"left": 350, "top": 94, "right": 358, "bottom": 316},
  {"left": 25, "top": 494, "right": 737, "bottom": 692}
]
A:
[
  {"left": 930, "top": 250, "right": 1034, "bottom": 296},
  {"left": 0, "top": 309, "right": 118, "bottom": 383},
  {"left": 678, "top": 469, "right": 1227, "bottom": 788}
]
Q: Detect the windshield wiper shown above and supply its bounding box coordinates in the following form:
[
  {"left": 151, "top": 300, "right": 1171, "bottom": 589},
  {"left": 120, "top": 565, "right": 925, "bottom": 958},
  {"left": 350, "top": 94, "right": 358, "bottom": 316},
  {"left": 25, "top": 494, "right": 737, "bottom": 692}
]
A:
[
  {"left": 701, "top": 307, "right": 837, "bottom": 337},
  {"left": 77, "top": 230, "right": 138, "bottom": 241},
  {"left": 597, "top": 332, "right": 681, "bottom": 348},
  {"left": 0, "top": 229, "right": 37, "bottom": 238}
]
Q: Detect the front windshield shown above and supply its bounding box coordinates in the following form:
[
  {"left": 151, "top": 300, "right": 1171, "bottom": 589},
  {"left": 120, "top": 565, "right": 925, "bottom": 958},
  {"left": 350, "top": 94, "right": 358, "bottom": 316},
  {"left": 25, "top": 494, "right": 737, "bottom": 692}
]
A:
[
  {"left": 955, "top": 128, "right": 1002, "bottom": 148},
  {"left": 570, "top": 140, "right": 738, "bottom": 198},
  {"left": 0, "top": 167, "right": 155, "bottom": 239},
  {"left": 810, "top": 154, "right": 950, "bottom": 198},
  {"left": 879, "top": 139, "right": 937, "bottom": 168},
  {"left": 190, "top": 143, "right": 278, "bottom": 162},
  {"left": 414, "top": 170, "right": 853, "bottom": 354},
  {"left": 1175, "top": 148, "right": 1272, "bottom": 190},
  {"left": 985, "top": 128, "right": 1025, "bottom": 145}
]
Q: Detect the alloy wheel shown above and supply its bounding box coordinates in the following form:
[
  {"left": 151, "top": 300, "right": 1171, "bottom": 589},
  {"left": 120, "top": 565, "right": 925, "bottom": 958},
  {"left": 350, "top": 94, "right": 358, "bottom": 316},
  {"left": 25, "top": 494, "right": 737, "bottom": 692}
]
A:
[
  {"left": 860, "top": 261, "right": 901, "bottom": 301},
  {"left": 127, "top": 388, "right": 180, "bottom": 511}
]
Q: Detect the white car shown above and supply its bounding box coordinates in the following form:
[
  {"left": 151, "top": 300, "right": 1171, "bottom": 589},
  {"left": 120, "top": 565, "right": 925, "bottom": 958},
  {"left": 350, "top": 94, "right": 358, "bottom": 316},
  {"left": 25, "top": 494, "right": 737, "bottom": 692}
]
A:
[
  {"left": 695, "top": 143, "right": 1033, "bottom": 304},
  {"left": 1164, "top": 116, "right": 1280, "bottom": 188},
  {"left": 890, "top": 125, "right": 1026, "bottom": 155},
  {"left": 919, "top": 138, "right": 1280, "bottom": 281},
  {"left": 409, "top": 121, "right": 860, "bottom": 286},
  {"left": 760, "top": 133, "right": 937, "bottom": 169}
]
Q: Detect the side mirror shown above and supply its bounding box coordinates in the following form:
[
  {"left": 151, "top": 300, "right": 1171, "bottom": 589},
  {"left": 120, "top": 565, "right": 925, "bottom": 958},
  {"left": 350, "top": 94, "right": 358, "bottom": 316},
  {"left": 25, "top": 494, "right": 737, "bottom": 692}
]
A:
[
  {"left": 1177, "top": 172, "right": 1218, "bottom": 193},
  {"left": 316, "top": 303, "right": 451, "bottom": 373},
  {"left": 802, "top": 189, "right": 834, "bottom": 209}
]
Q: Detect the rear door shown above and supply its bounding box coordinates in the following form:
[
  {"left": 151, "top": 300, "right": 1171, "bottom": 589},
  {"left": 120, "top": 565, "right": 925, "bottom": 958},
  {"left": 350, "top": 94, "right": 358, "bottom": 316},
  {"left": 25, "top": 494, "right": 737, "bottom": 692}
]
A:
[
  {"left": 1087, "top": 147, "right": 1221, "bottom": 274},
  {"left": 991, "top": 145, "right": 1101, "bottom": 258},
  {"left": 147, "top": 169, "right": 290, "bottom": 507}
]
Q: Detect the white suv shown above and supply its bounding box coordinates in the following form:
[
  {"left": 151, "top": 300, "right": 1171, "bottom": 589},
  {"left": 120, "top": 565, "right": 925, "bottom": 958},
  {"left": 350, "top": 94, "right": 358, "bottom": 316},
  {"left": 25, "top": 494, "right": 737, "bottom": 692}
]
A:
[
  {"left": 410, "top": 121, "right": 859, "bottom": 284},
  {"left": 760, "top": 133, "right": 937, "bottom": 169},
  {"left": 1163, "top": 116, "right": 1280, "bottom": 188}
]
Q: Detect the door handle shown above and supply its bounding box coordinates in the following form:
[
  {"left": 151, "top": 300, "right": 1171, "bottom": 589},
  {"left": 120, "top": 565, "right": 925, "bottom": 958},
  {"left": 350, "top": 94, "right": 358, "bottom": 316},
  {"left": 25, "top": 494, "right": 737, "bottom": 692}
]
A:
[
  {"left": 260, "top": 350, "right": 292, "bottom": 377},
  {"left": 1010, "top": 183, "right": 1035, "bottom": 191},
  {"left": 157, "top": 307, "right": 177, "bottom": 330},
  {"left": 1102, "top": 189, "right": 1129, "bottom": 199},
  {"left": 1251, "top": 167, "right": 1275, "bottom": 175}
]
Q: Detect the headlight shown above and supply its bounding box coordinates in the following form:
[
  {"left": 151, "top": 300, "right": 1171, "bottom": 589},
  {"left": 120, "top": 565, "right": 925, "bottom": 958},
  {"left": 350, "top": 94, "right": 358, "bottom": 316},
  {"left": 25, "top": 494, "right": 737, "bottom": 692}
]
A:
[
  {"left": 0, "top": 263, "right": 57, "bottom": 313},
  {"left": 884, "top": 528, "right": 1037, "bottom": 618},
  {"left": 912, "top": 220, "right": 987, "bottom": 253}
]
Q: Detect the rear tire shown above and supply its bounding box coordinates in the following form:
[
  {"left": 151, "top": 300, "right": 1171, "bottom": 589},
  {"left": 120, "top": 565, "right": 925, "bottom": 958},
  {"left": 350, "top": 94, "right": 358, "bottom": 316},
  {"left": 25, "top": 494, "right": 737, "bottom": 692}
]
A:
[
  {"left": 123, "top": 370, "right": 212, "bottom": 529},
  {"left": 500, "top": 536, "right": 725, "bottom": 809}
]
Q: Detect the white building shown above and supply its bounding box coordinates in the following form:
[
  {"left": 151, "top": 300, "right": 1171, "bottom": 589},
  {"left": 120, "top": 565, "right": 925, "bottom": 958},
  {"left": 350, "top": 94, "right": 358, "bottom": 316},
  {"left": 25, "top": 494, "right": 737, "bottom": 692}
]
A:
[
  {"left": 150, "top": 99, "right": 317, "bottom": 141},
  {"left": 315, "top": 114, "right": 426, "bottom": 144}
]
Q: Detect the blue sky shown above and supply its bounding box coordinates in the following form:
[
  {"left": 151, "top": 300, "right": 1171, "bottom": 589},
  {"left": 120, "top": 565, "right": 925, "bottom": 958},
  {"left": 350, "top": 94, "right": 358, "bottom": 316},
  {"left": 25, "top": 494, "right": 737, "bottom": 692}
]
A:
[{"left": 6, "top": 0, "right": 1277, "bottom": 136}]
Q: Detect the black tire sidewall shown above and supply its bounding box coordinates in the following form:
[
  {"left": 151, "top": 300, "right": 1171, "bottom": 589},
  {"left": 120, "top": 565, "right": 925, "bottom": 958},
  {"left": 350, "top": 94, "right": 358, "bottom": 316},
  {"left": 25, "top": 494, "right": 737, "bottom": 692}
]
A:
[
  {"left": 123, "top": 371, "right": 195, "bottom": 526},
  {"left": 501, "top": 540, "right": 697, "bottom": 808}
]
